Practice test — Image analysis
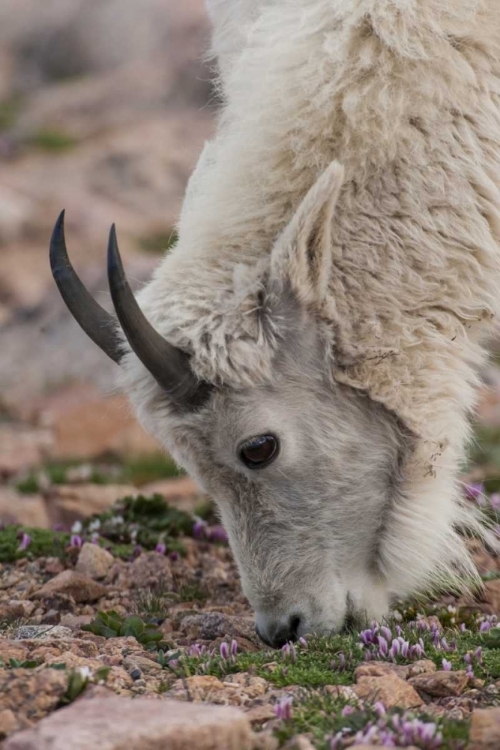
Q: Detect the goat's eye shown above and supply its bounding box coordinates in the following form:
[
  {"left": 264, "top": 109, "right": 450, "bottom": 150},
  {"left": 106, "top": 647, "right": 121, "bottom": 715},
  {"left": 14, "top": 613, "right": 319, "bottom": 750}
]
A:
[{"left": 239, "top": 435, "right": 279, "bottom": 469}]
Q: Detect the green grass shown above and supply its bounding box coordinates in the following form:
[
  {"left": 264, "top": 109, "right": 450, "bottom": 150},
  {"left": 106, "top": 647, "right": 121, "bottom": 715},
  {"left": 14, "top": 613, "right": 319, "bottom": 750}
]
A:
[
  {"left": 272, "top": 692, "right": 469, "bottom": 750},
  {"left": 16, "top": 454, "right": 183, "bottom": 495},
  {"left": 120, "top": 453, "right": 183, "bottom": 485},
  {"left": 0, "top": 527, "right": 71, "bottom": 563},
  {"left": 0, "top": 98, "right": 21, "bottom": 132},
  {"left": 167, "top": 613, "right": 500, "bottom": 688},
  {"left": 30, "top": 128, "right": 77, "bottom": 152}
]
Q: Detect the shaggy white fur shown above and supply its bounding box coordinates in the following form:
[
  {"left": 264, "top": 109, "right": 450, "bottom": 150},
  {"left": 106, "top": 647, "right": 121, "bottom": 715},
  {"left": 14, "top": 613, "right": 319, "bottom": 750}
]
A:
[{"left": 121, "top": 0, "right": 500, "bottom": 608}]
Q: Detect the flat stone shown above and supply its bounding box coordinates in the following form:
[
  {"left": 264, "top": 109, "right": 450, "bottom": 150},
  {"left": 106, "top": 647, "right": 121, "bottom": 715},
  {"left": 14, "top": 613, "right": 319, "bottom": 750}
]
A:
[
  {"left": 14, "top": 625, "right": 73, "bottom": 640},
  {"left": 32, "top": 570, "right": 107, "bottom": 603},
  {"left": 353, "top": 673, "right": 423, "bottom": 709},
  {"left": 45, "top": 484, "right": 136, "bottom": 527},
  {"left": 76, "top": 542, "right": 114, "bottom": 580},
  {"left": 469, "top": 707, "right": 500, "bottom": 750},
  {"left": 4, "top": 696, "right": 253, "bottom": 750},
  {"left": 408, "top": 670, "right": 469, "bottom": 697}
]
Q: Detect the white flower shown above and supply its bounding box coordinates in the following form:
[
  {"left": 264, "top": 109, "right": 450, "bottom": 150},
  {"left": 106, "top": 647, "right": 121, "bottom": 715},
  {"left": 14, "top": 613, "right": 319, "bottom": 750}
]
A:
[
  {"left": 78, "top": 666, "right": 92, "bottom": 680},
  {"left": 88, "top": 519, "right": 101, "bottom": 532},
  {"left": 71, "top": 521, "right": 83, "bottom": 534}
]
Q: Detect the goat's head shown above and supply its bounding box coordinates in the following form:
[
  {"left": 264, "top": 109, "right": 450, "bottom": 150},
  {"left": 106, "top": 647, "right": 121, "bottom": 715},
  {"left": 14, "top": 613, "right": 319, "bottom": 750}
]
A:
[{"left": 50, "top": 162, "right": 410, "bottom": 647}]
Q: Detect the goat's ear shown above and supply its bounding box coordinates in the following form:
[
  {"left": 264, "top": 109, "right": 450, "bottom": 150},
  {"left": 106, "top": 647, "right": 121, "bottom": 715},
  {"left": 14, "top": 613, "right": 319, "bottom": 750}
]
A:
[{"left": 270, "top": 161, "right": 344, "bottom": 306}]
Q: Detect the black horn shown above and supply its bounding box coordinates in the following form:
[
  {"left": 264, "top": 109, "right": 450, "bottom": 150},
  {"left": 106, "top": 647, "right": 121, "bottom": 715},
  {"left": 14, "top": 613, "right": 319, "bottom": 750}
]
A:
[
  {"left": 106, "top": 224, "right": 200, "bottom": 403},
  {"left": 49, "top": 210, "right": 123, "bottom": 363}
]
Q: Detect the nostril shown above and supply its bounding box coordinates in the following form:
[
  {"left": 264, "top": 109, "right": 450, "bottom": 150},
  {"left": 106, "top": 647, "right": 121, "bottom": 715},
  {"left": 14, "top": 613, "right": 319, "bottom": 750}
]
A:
[{"left": 289, "top": 615, "right": 301, "bottom": 641}]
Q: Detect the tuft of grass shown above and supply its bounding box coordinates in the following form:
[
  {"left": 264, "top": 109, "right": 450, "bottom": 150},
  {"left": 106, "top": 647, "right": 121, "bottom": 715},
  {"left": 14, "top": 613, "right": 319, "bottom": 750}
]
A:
[
  {"left": 120, "top": 453, "right": 184, "bottom": 486},
  {"left": 15, "top": 475, "right": 41, "bottom": 494},
  {"left": 133, "top": 577, "right": 177, "bottom": 622},
  {"left": 30, "top": 128, "right": 77, "bottom": 152},
  {"left": 178, "top": 582, "right": 209, "bottom": 603},
  {"left": 138, "top": 230, "right": 178, "bottom": 255},
  {"left": 0, "top": 98, "right": 21, "bottom": 132},
  {"left": 77, "top": 493, "right": 196, "bottom": 558}
]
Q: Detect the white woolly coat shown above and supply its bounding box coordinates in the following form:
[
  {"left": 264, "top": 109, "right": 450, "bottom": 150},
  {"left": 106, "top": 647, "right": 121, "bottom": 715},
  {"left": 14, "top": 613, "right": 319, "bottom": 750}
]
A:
[{"left": 125, "top": 0, "right": 500, "bottom": 593}]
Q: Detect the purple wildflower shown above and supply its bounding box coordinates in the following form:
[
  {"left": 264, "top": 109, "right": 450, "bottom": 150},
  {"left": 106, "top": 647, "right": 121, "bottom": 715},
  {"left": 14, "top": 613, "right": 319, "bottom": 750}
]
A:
[
  {"left": 70, "top": 534, "right": 83, "bottom": 548},
  {"left": 442, "top": 659, "right": 452, "bottom": 671},
  {"left": 17, "top": 533, "right": 31, "bottom": 552},
  {"left": 155, "top": 542, "right": 166, "bottom": 555},
  {"left": 377, "top": 636, "right": 389, "bottom": 657},
  {"left": 193, "top": 518, "right": 207, "bottom": 539},
  {"left": 275, "top": 696, "right": 293, "bottom": 721},
  {"left": 208, "top": 525, "right": 229, "bottom": 543},
  {"left": 169, "top": 551, "right": 180, "bottom": 562},
  {"left": 341, "top": 705, "right": 355, "bottom": 717},
  {"left": 220, "top": 642, "right": 229, "bottom": 660},
  {"left": 298, "top": 636, "right": 308, "bottom": 648},
  {"left": 231, "top": 639, "right": 238, "bottom": 658},
  {"left": 480, "top": 621, "right": 492, "bottom": 633},
  {"left": 490, "top": 493, "right": 500, "bottom": 511},
  {"left": 465, "top": 482, "right": 485, "bottom": 503},
  {"left": 380, "top": 626, "right": 392, "bottom": 641}
]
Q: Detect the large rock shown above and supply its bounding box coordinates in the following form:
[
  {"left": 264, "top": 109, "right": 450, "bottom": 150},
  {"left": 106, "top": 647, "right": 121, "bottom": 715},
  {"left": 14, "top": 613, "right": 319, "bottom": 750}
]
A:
[
  {"left": 0, "top": 489, "right": 49, "bottom": 528},
  {"left": 353, "top": 672, "right": 423, "bottom": 709},
  {"left": 46, "top": 392, "right": 159, "bottom": 460},
  {"left": 0, "top": 668, "right": 68, "bottom": 733},
  {"left": 4, "top": 695, "right": 254, "bottom": 750},
  {"left": 408, "top": 670, "right": 469, "bottom": 698},
  {"left": 32, "top": 570, "right": 107, "bottom": 603},
  {"left": 469, "top": 707, "right": 500, "bottom": 750},
  {"left": 0, "top": 425, "right": 53, "bottom": 476}
]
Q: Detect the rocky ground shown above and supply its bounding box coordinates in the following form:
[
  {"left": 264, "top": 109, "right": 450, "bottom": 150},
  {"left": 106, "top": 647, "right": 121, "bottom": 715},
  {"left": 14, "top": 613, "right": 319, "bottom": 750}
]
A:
[
  {"left": 2, "top": 2, "right": 500, "bottom": 749},
  {"left": 1, "top": 385, "right": 500, "bottom": 750}
]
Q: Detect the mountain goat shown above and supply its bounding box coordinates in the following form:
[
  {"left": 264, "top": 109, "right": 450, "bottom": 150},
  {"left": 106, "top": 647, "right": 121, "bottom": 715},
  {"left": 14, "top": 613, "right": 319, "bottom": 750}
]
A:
[{"left": 50, "top": 0, "right": 500, "bottom": 647}]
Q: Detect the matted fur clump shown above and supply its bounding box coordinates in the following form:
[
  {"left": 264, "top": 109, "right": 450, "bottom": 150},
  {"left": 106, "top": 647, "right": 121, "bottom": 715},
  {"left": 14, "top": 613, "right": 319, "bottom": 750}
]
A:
[{"left": 115, "top": 0, "right": 500, "bottom": 634}]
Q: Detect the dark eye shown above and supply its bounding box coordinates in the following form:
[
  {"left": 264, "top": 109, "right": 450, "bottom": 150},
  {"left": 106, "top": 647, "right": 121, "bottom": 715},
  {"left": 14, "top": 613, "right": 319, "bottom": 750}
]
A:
[{"left": 239, "top": 434, "right": 279, "bottom": 469}]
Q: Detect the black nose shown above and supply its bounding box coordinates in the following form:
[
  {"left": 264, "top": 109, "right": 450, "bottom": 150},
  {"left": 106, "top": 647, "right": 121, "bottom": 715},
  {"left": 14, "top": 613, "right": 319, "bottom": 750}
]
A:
[{"left": 255, "top": 615, "right": 301, "bottom": 649}]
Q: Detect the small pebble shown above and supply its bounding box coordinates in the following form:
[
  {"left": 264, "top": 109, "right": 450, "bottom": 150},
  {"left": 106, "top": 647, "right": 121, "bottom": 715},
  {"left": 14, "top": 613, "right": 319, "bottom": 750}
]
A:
[{"left": 130, "top": 668, "right": 142, "bottom": 681}]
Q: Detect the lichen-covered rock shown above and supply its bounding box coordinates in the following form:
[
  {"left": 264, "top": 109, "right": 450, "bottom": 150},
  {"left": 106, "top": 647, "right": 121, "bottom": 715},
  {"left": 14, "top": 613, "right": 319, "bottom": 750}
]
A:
[{"left": 408, "top": 670, "right": 469, "bottom": 698}]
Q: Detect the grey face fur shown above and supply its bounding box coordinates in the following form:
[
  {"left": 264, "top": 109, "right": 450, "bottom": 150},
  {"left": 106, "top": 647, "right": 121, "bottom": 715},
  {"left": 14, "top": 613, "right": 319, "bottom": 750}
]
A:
[
  {"left": 52, "top": 163, "right": 412, "bottom": 647},
  {"left": 160, "top": 288, "right": 409, "bottom": 646}
]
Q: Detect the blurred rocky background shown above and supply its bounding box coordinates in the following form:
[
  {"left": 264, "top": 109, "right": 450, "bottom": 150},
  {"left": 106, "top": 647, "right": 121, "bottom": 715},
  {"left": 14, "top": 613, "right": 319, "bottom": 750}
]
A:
[
  {"left": 1, "top": 0, "right": 500, "bottom": 528},
  {"left": 0, "top": 0, "right": 214, "bottom": 517}
]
